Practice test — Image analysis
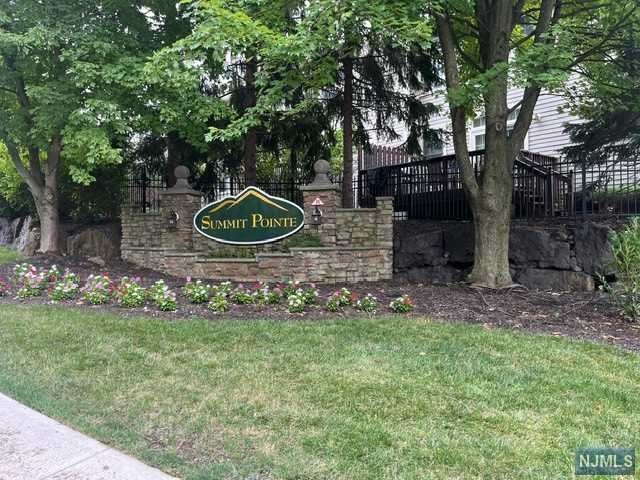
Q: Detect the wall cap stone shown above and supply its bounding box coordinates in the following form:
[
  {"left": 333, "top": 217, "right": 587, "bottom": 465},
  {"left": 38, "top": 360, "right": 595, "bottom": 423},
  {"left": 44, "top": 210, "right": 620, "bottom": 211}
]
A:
[
  {"left": 196, "top": 258, "right": 258, "bottom": 264},
  {"left": 256, "top": 253, "right": 295, "bottom": 258},
  {"left": 300, "top": 184, "right": 340, "bottom": 192},
  {"left": 291, "top": 246, "right": 390, "bottom": 252},
  {"left": 337, "top": 208, "right": 376, "bottom": 213}
]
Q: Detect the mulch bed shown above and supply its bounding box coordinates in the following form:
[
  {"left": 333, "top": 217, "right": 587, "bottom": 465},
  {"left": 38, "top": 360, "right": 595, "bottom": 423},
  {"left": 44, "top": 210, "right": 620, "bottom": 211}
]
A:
[{"left": 1, "top": 254, "right": 639, "bottom": 353}]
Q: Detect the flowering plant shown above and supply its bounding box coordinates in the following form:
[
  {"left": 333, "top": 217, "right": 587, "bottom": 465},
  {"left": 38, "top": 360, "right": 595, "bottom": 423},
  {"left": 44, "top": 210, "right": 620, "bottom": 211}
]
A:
[
  {"left": 287, "top": 291, "right": 306, "bottom": 313},
  {"left": 183, "top": 278, "right": 211, "bottom": 304},
  {"left": 49, "top": 270, "right": 80, "bottom": 301},
  {"left": 230, "top": 284, "right": 254, "bottom": 304},
  {"left": 81, "top": 274, "right": 113, "bottom": 304},
  {"left": 356, "top": 293, "right": 378, "bottom": 313},
  {"left": 148, "top": 280, "right": 177, "bottom": 311},
  {"left": 208, "top": 293, "right": 229, "bottom": 313},
  {"left": 282, "top": 280, "right": 301, "bottom": 298},
  {"left": 389, "top": 295, "right": 414, "bottom": 313},
  {"left": 300, "top": 284, "right": 319, "bottom": 305},
  {"left": 115, "top": 277, "right": 146, "bottom": 308},
  {"left": 212, "top": 281, "right": 233, "bottom": 296},
  {"left": 45, "top": 265, "right": 61, "bottom": 283},
  {"left": 0, "top": 277, "right": 9, "bottom": 296},
  {"left": 326, "top": 288, "right": 351, "bottom": 312},
  {"left": 252, "top": 282, "right": 281, "bottom": 305},
  {"left": 13, "top": 264, "right": 47, "bottom": 298}
]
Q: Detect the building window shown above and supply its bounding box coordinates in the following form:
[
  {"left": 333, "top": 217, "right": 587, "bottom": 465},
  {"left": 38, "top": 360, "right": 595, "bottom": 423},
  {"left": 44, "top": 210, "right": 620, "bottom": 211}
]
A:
[
  {"left": 425, "top": 142, "right": 444, "bottom": 158},
  {"left": 475, "top": 134, "right": 485, "bottom": 150}
]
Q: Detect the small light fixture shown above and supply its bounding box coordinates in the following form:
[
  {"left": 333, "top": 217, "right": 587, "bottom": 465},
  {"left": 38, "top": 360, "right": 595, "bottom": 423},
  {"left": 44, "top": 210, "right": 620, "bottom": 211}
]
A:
[
  {"left": 311, "top": 197, "right": 324, "bottom": 230},
  {"left": 167, "top": 209, "right": 179, "bottom": 230}
]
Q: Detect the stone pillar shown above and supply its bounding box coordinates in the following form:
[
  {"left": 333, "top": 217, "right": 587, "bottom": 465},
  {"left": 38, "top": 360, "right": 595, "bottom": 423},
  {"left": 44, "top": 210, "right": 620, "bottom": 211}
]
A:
[
  {"left": 375, "top": 197, "right": 394, "bottom": 248},
  {"left": 301, "top": 160, "right": 341, "bottom": 246},
  {"left": 159, "top": 166, "right": 202, "bottom": 252}
]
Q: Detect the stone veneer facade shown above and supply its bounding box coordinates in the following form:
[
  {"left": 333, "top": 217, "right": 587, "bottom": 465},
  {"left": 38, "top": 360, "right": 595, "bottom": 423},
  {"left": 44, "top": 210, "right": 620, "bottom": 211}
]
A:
[{"left": 121, "top": 164, "right": 393, "bottom": 283}]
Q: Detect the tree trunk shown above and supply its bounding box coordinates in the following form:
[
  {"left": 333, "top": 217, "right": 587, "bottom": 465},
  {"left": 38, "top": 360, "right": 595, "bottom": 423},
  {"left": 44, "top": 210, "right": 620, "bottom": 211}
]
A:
[
  {"left": 35, "top": 185, "right": 60, "bottom": 254},
  {"left": 342, "top": 55, "right": 354, "bottom": 208},
  {"left": 469, "top": 186, "right": 513, "bottom": 288},
  {"left": 243, "top": 58, "right": 258, "bottom": 186}
]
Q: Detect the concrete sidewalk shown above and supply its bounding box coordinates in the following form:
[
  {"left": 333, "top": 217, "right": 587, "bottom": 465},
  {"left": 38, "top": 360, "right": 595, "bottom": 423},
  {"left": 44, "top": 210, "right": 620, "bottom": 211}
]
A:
[{"left": 0, "top": 393, "right": 177, "bottom": 480}]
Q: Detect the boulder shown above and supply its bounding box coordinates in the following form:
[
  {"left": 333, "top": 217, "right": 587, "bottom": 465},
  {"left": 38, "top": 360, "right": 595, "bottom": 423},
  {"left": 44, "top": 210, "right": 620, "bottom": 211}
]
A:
[
  {"left": 515, "top": 268, "right": 595, "bottom": 291},
  {"left": 66, "top": 224, "right": 120, "bottom": 260},
  {"left": 0, "top": 217, "right": 12, "bottom": 245},
  {"left": 574, "top": 222, "right": 614, "bottom": 275},
  {"left": 443, "top": 223, "right": 474, "bottom": 264},
  {"left": 12, "top": 216, "right": 39, "bottom": 255},
  {"left": 509, "top": 226, "right": 571, "bottom": 269},
  {"left": 394, "top": 228, "right": 445, "bottom": 269}
]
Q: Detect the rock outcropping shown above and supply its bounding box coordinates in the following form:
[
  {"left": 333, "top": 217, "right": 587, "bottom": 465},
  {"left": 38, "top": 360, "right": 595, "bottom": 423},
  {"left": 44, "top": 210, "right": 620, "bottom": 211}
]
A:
[
  {"left": 394, "top": 220, "right": 617, "bottom": 291},
  {"left": 0, "top": 217, "right": 120, "bottom": 262}
]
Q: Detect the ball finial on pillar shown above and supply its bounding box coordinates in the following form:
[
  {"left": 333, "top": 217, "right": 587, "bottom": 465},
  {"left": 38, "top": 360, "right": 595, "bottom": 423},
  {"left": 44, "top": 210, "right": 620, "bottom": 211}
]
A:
[{"left": 310, "top": 159, "right": 332, "bottom": 187}]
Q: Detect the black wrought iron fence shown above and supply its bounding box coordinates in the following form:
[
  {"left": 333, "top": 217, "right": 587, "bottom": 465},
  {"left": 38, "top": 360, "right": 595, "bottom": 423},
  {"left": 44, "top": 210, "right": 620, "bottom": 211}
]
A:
[
  {"left": 201, "top": 178, "right": 304, "bottom": 206},
  {"left": 124, "top": 151, "right": 640, "bottom": 220},
  {"left": 356, "top": 150, "right": 571, "bottom": 220},
  {"left": 123, "top": 167, "right": 165, "bottom": 213},
  {"left": 356, "top": 148, "right": 640, "bottom": 220},
  {"left": 123, "top": 170, "right": 306, "bottom": 212}
]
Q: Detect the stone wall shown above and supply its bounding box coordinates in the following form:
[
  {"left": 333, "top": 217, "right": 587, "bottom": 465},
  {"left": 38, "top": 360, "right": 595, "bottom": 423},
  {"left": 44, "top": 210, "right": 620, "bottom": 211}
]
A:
[
  {"left": 121, "top": 163, "right": 394, "bottom": 284},
  {"left": 159, "top": 246, "right": 392, "bottom": 283},
  {"left": 394, "top": 220, "right": 618, "bottom": 291}
]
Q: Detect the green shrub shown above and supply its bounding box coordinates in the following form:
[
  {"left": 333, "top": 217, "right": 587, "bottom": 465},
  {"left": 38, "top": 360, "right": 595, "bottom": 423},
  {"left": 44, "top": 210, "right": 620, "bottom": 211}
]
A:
[
  {"left": 81, "top": 274, "right": 113, "bottom": 305},
  {"left": 208, "top": 294, "right": 229, "bottom": 313},
  {"left": 13, "top": 263, "right": 47, "bottom": 298},
  {"left": 281, "top": 232, "right": 323, "bottom": 250},
  {"left": 49, "top": 270, "right": 80, "bottom": 301},
  {"left": 115, "top": 277, "right": 146, "bottom": 308},
  {"left": 355, "top": 293, "right": 378, "bottom": 313},
  {"left": 230, "top": 284, "right": 254, "bottom": 304},
  {"left": 389, "top": 295, "right": 414, "bottom": 314},
  {"left": 605, "top": 218, "right": 640, "bottom": 319},
  {"left": 148, "top": 280, "right": 177, "bottom": 311},
  {"left": 183, "top": 278, "right": 211, "bottom": 304},
  {"left": 287, "top": 291, "right": 306, "bottom": 313}
]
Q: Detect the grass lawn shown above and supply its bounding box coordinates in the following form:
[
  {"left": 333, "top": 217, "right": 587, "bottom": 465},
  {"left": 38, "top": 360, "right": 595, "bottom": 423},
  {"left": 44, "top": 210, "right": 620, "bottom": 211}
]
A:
[
  {"left": 0, "top": 245, "right": 21, "bottom": 264},
  {"left": 0, "top": 305, "right": 638, "bottom": 479}
]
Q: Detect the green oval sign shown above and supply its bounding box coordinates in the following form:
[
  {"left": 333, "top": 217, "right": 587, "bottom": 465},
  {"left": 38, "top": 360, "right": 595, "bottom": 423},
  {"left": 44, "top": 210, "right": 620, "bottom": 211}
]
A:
[{"left": 193, "top": 187, "right": 305, "bottom": 245}]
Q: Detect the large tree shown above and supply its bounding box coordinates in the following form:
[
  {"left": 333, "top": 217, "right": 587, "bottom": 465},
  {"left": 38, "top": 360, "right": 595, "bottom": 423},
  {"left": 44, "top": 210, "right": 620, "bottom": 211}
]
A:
[
  {"left": 295, "top": 0, "right": 440, "bottom": 207},
  {"left": 434, "top": 0, "right": 638, "bottom": 288},
  {"left": 169, "top": 0, "right": 439, "bottom": 206},
  {"left": 0, "top": 1, "right": 157, "bottom": 252}
]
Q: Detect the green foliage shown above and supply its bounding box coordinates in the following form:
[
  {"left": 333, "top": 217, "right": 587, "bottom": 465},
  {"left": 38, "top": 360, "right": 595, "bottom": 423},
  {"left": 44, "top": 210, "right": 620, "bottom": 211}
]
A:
[
  {"left": 280, "top": 232, "right": 323, "bottom": 250},
  {"left": 604, "top": 218, "right": 640, "bottom": 319},
  {"left": 114, "top": 277, "right": 146, "bottom": 308},
  {"left": 183, "top": 279, "right": 212, "bottom": 304},
  {"left": 49, "top": 270, "right": 80, "bottom": 301},
  {"left": 389, "top": 294, "right": 414, "bottom": 314},
  {"left": 355, "top": 293, "right": 378, "bottom": 313},
  {"left": 81, "top": 274, "right": 113, "bottom": 305},
  {"left": 148, "top": 280, "right": 177, "bottom": 311},
  {"left": 12, "top": 263, "right": 47, "bottom": 298},
  {"left": 207, "top": 293, "right": 230, "bottom": 313}
]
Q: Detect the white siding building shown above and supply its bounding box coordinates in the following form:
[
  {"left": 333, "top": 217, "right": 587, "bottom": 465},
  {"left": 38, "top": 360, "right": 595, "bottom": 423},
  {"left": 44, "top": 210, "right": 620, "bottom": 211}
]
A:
[{"left": 375, "top": 85, "right": 580, "bottom": 160}]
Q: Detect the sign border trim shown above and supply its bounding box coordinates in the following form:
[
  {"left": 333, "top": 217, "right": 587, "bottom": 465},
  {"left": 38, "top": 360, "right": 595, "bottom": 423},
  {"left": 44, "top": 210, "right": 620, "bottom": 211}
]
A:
[{"left": 193, "top": 186, "right": 306, "bottom": 245}]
